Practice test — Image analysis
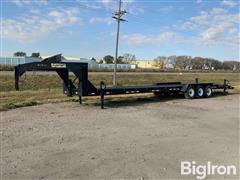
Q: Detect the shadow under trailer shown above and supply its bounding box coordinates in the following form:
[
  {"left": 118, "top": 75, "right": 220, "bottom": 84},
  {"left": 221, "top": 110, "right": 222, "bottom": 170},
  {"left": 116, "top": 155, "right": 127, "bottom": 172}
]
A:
[{"left": 14, "top": 54, "right": 234, "bottom": 109}]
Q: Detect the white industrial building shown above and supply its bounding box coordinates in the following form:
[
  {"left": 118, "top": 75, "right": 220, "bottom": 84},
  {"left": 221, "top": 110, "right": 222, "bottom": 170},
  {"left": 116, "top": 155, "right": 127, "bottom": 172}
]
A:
[
  {"left": 0, "top": 56, "right": 41, "bottom": 65},
  {"left": 99, "top": 63, "right": 137, "bottom": 69},
  {"left": 0, "top": 56, "right": 137, "bottom": 70}
]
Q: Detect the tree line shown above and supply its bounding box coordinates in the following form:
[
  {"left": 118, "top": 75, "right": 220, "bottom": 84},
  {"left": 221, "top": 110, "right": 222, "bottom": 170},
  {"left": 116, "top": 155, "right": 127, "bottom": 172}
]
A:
[
  {"left": 99, "top": 53, "right": 136, "bottom": 64},
  {"left": 13, "top": 51, "right": 239, "bottom": 70},
  {"left": 153, "top": 56, "right": 240, "bottom": 71},
  {"left": 14, "top": 51, "right": 40, "bottom": 58}
]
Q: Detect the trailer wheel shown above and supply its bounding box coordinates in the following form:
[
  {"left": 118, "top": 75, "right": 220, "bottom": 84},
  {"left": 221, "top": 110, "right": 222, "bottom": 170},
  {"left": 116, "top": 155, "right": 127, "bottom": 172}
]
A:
[
  {"left": 196, "top": 86, "right": 204, "bottom": 98},
  {"left": 184, "top": 86, "right": 195, "bottom": 99},
  {"left": 204, "top": 85, "right": 212, "bottom": 98}
]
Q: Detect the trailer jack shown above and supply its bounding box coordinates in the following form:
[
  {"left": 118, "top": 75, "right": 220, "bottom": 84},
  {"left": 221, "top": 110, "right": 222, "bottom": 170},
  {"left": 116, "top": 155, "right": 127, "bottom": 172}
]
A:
[{"left": 100, "top": 81, "right": 106, "bottom": 109}]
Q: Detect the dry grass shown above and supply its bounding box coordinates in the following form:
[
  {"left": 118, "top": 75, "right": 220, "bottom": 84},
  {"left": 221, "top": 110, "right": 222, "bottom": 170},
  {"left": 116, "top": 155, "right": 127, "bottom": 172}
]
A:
[
  {"left": 0, "top": 72, "right": 239, "bottom": 111},
  {"left": 0, "top": 89, "right": 68, "bottom": 111}
]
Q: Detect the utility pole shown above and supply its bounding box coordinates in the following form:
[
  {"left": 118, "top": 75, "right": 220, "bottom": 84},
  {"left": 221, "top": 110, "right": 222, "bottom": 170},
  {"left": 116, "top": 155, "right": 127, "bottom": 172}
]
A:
[{"left": 112, "top": 0, "right": 126, "bottom": 86}]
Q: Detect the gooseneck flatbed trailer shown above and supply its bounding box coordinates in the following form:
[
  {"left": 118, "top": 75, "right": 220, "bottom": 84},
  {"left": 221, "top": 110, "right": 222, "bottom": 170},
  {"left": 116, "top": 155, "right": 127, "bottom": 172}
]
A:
[{"left": 15, "top": 54, "right": 234, "bottom": 109}]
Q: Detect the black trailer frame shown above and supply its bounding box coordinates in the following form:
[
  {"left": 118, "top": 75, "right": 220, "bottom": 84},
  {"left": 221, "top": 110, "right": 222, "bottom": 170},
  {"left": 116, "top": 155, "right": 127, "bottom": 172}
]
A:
[{"left": 15, "top": 54, "right": 234, "bottom": 109}]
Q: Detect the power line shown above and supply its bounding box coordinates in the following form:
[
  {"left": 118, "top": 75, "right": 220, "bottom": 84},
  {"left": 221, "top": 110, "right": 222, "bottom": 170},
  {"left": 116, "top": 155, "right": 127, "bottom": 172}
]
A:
[{"left": 112, "top": 0, "right": 127, "bottom": 86}]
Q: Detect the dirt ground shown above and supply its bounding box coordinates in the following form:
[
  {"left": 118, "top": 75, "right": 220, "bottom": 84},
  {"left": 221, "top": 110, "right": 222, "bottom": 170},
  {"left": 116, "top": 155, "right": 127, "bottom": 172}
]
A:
[{"left": 1, "top": 94, "right": 239, "bottom": 180}]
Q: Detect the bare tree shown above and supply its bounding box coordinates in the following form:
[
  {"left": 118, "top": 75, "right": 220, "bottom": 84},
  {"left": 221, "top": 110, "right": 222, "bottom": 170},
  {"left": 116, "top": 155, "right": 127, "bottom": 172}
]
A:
[
  {"left": 223, "top": 61, "right": 240, "bottom": 70},
  {"left": 175, "top": 56, "right": 192, "bottom": 70},
  {"left": 153, "top": 56, "right": 167, "bottom": 69},
  {"left": 167, "top": 56, "right": 177, "bottom": 69},
  {"left": 192, "top": 57, "right": 205, "bottom": 69},
  {"left": 122, "top": 53, "right": 136, "bottom": 64}
]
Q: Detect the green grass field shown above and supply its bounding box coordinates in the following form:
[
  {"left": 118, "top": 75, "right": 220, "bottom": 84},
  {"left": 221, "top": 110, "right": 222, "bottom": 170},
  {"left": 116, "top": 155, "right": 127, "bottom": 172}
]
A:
[{"left": 0, "top": 72, "right": 239, "bottom": 111}]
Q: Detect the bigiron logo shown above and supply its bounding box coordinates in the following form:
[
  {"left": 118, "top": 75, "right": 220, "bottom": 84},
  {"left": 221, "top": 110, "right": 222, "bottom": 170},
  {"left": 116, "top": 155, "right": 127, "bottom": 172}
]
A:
[{"left": 181, "top": 161, "right": 237, "bottom": 179}]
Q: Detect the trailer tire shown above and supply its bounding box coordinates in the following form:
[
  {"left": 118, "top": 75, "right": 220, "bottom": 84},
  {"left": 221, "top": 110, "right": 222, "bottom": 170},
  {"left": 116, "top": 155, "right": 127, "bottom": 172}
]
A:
[
  {"left": 204, "top": 85, "right": 212, "bottom": 98},
  {"left": 196, "top": 86, "right": 204, "bottom": 98},
  {"left": 184, "top": 86, "right": 195, "bottom": 99}
]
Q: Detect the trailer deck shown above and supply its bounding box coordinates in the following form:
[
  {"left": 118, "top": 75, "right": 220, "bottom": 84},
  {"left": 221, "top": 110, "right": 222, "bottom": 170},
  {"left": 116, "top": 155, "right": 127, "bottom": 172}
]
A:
[{"left": 14, "top": 54, "right": 234, "bottom": 109}]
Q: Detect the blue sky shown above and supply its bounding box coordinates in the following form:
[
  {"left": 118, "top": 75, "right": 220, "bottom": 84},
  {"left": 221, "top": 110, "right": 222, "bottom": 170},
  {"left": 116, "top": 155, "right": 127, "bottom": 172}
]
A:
[{"left": 1, "top": 0, "right": 239, "bottom": 61}]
